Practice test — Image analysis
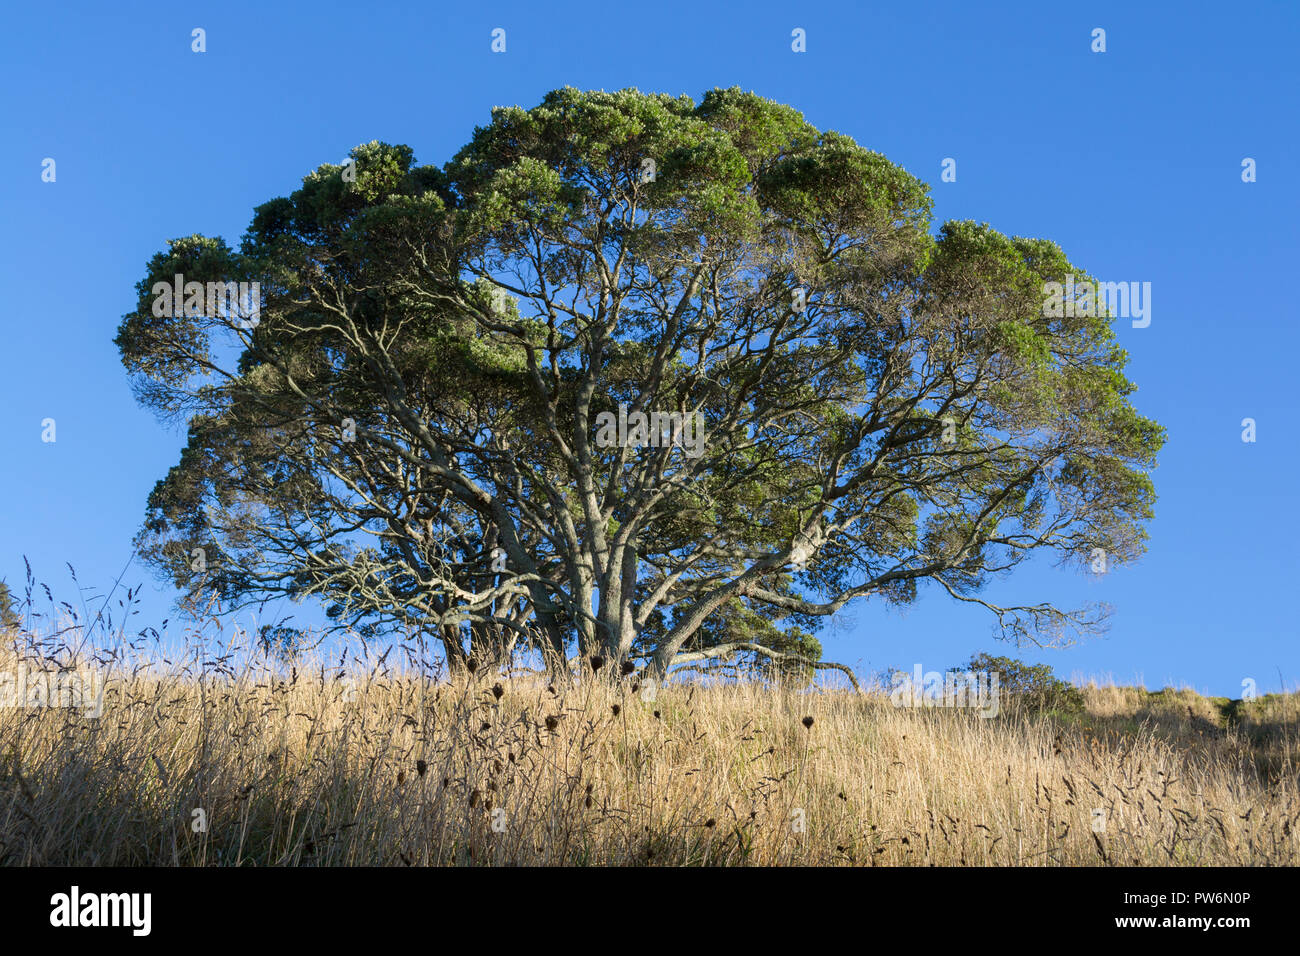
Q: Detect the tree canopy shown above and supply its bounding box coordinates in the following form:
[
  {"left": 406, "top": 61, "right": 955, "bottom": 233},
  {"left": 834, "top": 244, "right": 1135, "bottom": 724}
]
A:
[{"left": 115, "top": 86, "right": 1164, "bottom": 681}]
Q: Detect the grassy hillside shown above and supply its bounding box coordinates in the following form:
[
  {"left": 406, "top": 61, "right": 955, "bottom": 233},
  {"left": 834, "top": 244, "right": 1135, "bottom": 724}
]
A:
[{"left": 1, "top": 628, "right": 1296, "bottom": 866}]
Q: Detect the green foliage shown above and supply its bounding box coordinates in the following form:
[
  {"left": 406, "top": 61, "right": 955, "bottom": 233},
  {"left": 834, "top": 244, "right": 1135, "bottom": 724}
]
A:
[
  {"left": 962, "top": 653, "right": 1086, "bottom": 716},
  {"left": 257, "top": 624, "right": 305, "bottom": 661},
  {"left": 0, "top": 579, "right": 20, "bottom": 630},
  {"left": 669, "top": 582, "right": 825, "bottom": 686},
  {"left": 112, "top": 86, "right": 1165, "bottom": 675}
]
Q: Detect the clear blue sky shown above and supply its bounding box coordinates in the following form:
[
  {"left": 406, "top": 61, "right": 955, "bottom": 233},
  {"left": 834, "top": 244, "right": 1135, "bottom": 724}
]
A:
[{"left": 2, "top": 1, "right": 1296, "bottom": 696}]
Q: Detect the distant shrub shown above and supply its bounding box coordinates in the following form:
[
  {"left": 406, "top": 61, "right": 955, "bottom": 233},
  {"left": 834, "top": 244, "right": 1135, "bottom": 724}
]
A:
[
  {"left": 0, "top": 579, "right": 20, "bottom": 630},
  {"left": 962, "top": 653, "right": 1086, "bottom": 717},
  {"left": 257, "top": 624, "right": 305, "bottom": 661}
]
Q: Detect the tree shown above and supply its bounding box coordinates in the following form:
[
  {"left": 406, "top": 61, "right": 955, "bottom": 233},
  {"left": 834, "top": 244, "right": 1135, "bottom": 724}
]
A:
[
  {"left": 960, "top": 653, "right": 1086, "bottom": 716},
  {"left": 115, "top": 87, "right": 1164, "bottom": 681}
]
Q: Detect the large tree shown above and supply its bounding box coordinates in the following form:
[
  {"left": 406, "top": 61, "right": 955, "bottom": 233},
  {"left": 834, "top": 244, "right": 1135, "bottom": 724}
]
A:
[{"left": 115, "top": 87, "right": 1164, "bottom": 680}]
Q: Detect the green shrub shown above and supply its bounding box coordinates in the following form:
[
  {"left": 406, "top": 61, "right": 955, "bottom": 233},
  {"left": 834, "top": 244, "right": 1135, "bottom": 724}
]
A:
[{"left": 961, "top": 653, "right": 1086, "bottom": 717}]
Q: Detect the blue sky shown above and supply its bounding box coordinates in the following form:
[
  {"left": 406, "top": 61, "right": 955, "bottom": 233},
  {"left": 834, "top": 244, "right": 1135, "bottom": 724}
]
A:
[{"left": 1, "top": 1, "right": 1296, "bottom": 696}]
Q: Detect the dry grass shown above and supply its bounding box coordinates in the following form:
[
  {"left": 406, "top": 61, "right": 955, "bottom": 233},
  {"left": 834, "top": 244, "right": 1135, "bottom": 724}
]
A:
[{"left": 1, "top": 625, "right": 1297, "bottom": 866}]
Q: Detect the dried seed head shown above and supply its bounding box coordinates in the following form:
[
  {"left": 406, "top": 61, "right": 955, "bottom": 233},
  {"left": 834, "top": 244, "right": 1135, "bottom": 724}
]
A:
[
  {"left": 545, "top": 715, "right": 559, "bottom": 732},
  {"left": 589, "top": 654, "right": 605, "bottom": 672},
  {"left": 397, "top": 771, "right": 405, "bottom": 785},
  {"left": 465, "top": 659, "right": 478, "bottom": 674},
  {"left": 416, "top": 759, "right": 428, "bottom": 777},
  {"left": 705, "top": 818, "right": 716, "bottom": 828},
  {"left": 492, "top": 682, "right": 504, "bottom": 700},
  {"left": 611, "top": 704, "right": 621, "bottom": 717},
  {"left": 802, "top": 716, "right": 815, "bottom": 730},
  {"left": 653, "top": 710, "right": 661, "bottom": 720},
  {"left": 480, "top": 721, "right": 491, "bottom": 731},
  {"left": 620, "top": 661, "right": 636, "bottom": 676}
]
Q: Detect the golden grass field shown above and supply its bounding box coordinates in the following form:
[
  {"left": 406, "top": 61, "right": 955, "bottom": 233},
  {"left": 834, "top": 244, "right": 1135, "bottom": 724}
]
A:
[{"left": 1, "top": 626, "right": 1296, "bottom": 866}]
